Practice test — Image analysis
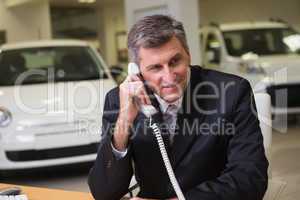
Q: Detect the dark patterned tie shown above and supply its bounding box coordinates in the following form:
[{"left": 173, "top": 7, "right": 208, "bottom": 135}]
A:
[{"left": 163, "top": 104, "right": 177, "bottom": 146}]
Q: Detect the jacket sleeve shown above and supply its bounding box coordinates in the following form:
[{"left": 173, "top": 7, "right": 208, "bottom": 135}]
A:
[
  {"left": 88, "top": 90, "right": 133, "bottom": 200},
  {"left": 185, "top": 78, "right": 269, "bottom": 200}
]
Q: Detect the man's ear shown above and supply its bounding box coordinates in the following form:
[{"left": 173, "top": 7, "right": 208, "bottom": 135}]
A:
[{"left": 187, "top": 53, "right": 191, "bottom": 65}]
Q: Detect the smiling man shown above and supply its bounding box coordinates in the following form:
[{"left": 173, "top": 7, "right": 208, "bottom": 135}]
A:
[
  {"left": 138, "top": 35, "right": 189, "bottom": 103},
  {"left": 88, "top": 15, "right": 268, "bottom": 200}
]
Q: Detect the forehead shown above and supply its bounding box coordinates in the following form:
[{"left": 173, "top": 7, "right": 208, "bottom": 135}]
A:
[{"left": 138, "top": 36, "right": 186, "bottom": 65}]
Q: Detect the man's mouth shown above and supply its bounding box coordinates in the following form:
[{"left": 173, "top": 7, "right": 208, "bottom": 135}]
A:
[
  {"left": 161, "top": 84, "right": 179, "bottom": 93},
  {"left": 161, "top": 83, "right": 177, "bottom": 89}
]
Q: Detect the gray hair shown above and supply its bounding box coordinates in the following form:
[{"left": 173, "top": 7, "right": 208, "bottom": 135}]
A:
[{"left": 127, "top": 15, "right": 189, "bottom": 64}]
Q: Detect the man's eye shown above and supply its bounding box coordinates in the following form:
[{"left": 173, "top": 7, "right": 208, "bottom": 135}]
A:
[
  {"left": 149, "top": 65, "right": 161, "bottom": 71},
  {"left": 170, "top": 57, "right": 180, "bottom": 66}
]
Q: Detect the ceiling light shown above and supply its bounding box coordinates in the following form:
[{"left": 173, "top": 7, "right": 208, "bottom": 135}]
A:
[{"left": 78, "top": 0, "right": 96, "bottom": 3}]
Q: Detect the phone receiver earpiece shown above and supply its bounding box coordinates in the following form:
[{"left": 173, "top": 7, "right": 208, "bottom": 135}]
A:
[
  {"left": 128, "top": 62, "right": 140, "bottom": 75},
  {"left": 128, "top": 62, "right": 158, "bottom": 117}
]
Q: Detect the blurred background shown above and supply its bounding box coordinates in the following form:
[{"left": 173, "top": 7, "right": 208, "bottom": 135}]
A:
[{"left": 1, "top": 0, "right": 300, "bottom": 200}]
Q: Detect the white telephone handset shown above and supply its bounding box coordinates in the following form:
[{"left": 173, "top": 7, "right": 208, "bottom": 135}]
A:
[
  {"left": 128, "top": 63, "right": 157, "bottom": 117},
  {"left": 127, "top": 62, "right": 186, "bottom": 200}
]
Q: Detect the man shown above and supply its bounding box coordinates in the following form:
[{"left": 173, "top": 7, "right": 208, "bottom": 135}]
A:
[{"left": 88, "top": 15, "right": 268, "bottom": 200}]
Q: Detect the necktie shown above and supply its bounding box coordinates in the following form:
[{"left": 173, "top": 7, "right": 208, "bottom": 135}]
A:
[{"left": 163, "top": 104, "right": 177, "bottom": 146}]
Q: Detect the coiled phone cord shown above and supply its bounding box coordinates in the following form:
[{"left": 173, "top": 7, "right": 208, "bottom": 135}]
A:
[{"left": 149, "top": 117, "right": 186, "bottom": 200}]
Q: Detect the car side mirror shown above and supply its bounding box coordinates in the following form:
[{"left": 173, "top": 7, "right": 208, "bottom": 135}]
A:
[
  {"left": 207, "top": 48, "right": 220, "bottom": 64},
  {"left": 109, "top": 65, "right": 126, "bottom": 84}
]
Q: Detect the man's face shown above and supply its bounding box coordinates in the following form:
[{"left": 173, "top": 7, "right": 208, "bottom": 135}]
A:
[{"left": 139, "top": 36, "right": 190, "bottom": 103}]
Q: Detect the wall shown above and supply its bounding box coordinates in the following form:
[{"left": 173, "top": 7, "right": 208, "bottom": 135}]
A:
[
  {"left": 199, "top": 0, "right": 300, "bottom": 30},
  {"left": 97, "top": 2, "right": 126, "bottom": 66},
  {"left": 0, "top": 0, "right": 51, "bottom": 43},
  {"left": 4, "top": 0, "right": 39, "bottom": 7},
  {"left": 124, "top": 0, "right": 201, "bottom": 65},
  {"left": 52, "top": 9, "right": 98, "bottom": 36}
]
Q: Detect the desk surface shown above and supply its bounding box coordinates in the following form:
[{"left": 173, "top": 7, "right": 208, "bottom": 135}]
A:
[
  {"left": 2, "top": 180, "right": 285, "bottom": 200},
  {"left": 0, "top": 183, "right": 94, "bottom": 200}
]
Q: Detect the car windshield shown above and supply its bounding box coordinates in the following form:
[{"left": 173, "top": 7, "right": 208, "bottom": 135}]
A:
[
  {"left": 223, "top": 27, "right": 300, "bottom": 57},
  {"left": 0, "top": 46, "right": 108, "bottom": 86}
]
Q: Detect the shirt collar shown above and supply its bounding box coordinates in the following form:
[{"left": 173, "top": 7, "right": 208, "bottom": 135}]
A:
[{"left": 154, "top": 93, "right": 183, "bottom": 113}]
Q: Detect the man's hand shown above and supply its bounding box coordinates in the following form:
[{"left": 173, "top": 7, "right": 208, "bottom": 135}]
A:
[
  {"left": 113, "top": 74, "right": 151, "bottom": 151},
  {"left": 119, "top": 74, "right": 151, "bottom": 123}
]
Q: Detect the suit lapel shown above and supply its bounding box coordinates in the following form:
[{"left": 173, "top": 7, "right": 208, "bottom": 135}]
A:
[
  {"left": 171, "top": 95, "right": 197, "bottom": 168},
  {"left": 171, "top": 66, "right": 205, "bottom": 168}
]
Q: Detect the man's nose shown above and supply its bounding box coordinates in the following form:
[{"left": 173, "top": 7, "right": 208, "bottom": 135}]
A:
[{"left": 162, "top": 66, "right": 176, "bottom": 82}]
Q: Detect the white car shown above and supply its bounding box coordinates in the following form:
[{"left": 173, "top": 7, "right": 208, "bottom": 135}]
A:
[
  {"left": 200, "top": 21, "right": 300, "bottom": 115},
  {"left": 0, "top": 40, "right": 116, "bottom": 170}
]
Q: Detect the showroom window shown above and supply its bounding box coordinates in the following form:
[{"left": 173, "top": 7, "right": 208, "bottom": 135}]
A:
[{"left": 0, "top": 30, "right": 6, "bottom": 45}]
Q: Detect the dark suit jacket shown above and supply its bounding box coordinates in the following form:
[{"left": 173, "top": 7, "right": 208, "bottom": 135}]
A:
[{"left": 88, "top": 66, "right": 268, "bottom": 200}]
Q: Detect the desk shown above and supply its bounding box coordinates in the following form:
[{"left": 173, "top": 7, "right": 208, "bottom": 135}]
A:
[
  {"left": 264, "top": 179, "right": 287, "bottom": 200},
  {"left": 1, "top": 180, "right": 286, "bottom": 200},
  {"left": 0, "top": 183, "right": 94, "bottom": 200}
]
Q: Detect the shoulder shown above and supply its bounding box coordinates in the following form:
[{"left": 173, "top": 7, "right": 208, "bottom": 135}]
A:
[
  {"left": 190, "top": 65, "right": 245, "bottom": 84},
  {"left": 189, "top": 65, "right": 253, "bottom": 113},
  {"left": 106, "top": 86, "right": 119, "bottom": 100},
  {"left": 104, "top": 86, "right": 120, "bottom": 109},
  {"left": 190, "top": 65, "right": 251, "bottom": 93}
]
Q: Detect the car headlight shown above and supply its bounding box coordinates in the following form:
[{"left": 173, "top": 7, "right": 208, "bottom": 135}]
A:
[
  {"left": 0, "top": 107, "right": 12, "bottom": 127},
  {"left": 239, "top": 62, "right": 266, "bottom": 75}
]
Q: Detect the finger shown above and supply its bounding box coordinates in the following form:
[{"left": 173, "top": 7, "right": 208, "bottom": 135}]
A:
[
  {"left": 134, "top": 83, "right": 151, "bottom": 105},
  {"left": 128, "top": 81, "right": 144, "bottom": 96},
  {"left": 126, "top": 74, "right": 142, "bottom": 83},
  {"left": 127, "top": 82, "right": 152, "bottom": 107},
  {"left": 139, "top": 88, "right": 151, "bottom": 105},
  {"left": 123, "top": 74, "right": 139, "bottom": 85},
  {"left": 136, "top": 93, "right": 147, "bottom": 105},
  {"left": 131, "top": 74, "right": 142, "bottom": 82}
]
